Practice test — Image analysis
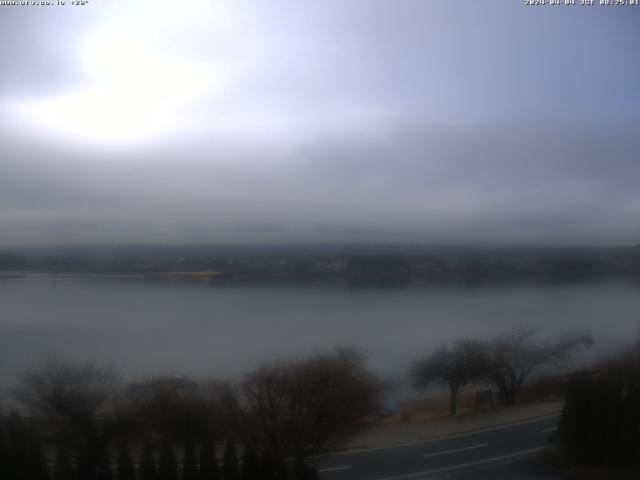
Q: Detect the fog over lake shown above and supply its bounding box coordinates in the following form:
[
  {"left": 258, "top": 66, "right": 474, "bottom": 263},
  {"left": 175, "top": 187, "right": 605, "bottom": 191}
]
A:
[{"left": 1, "top": 275, "right": 638, "bottom": 395}]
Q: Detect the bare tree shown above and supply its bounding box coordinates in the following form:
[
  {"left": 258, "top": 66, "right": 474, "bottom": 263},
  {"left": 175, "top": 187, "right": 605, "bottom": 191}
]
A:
[
  {"left": 412, "top": 339, "right": 489, "bottom": 416},
  {"left": 229, "top": 348, "right": 380, "bottom": 468},
  {"left": 13, "top": 360, "right": 133, "bottom": 478},
  {"left": 486, "top": 327, "right": 593, "bottom": 405}
]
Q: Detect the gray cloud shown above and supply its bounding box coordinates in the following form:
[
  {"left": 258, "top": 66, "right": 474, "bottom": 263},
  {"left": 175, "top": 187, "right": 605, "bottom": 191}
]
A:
[{"left": 0, "top": 1, "right": 639, "bottom": 246}]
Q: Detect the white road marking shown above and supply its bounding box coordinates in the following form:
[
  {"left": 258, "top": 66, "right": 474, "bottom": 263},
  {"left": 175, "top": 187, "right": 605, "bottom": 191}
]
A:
[
  {"left": 376, "top": 447, "right": 544, "bottom": 480},
  {"left": 542, "top": 427, "right": 558, "bottom": 433},
  {"left": 423, "top": 442, "right": 488, "bottom": 458},
  {"left": 318, "top": 466, "right": 352, "bottom": 473},
  {"left": 315, "top": 412, "right": 560, "bottom": 458}
]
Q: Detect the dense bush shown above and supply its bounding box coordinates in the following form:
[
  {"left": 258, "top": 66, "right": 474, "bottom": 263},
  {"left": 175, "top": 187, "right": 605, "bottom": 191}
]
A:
[
  {"left": 139, "top": 445, "right": 157, "bottom": 480},
  {"left": 222, "top": 440, "right": 240, "bottom": 480},
  {"left": 53, "top": 445, "right": 73, "bottom": 480},
  {"left": 97, "top": 453, "right": 114, "bottom": 480},
  {"left": 182, "top": 441, "right": 198, "bottom": 480},
  {"left": 198, "top": 437, "right": 220, "bottom": 480},
  {"left": 158, "top": 441, "right": 179, "bottom": 480},
  {"left": 116, "top": 443, "right": 137, "bottom": 480},
  {"left": 3, "top": 413, "right": 48, "bottom": 480},
  {"left": 558, "top": 351, "right": 640, "bottom": 467},
  {"left": 240, "top": 443, "right": 260, "bottom": 480},
  {"left": 28, "top": 422, "right": 50, "bottom": 480},
  {"left": 558, "top": 370, "right": 593, "bottom": 463}
]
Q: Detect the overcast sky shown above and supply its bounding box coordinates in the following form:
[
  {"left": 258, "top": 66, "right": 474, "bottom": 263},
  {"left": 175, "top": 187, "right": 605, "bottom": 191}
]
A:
[{"left": 1, "top": 0, "right": 639, "bottom": 247}]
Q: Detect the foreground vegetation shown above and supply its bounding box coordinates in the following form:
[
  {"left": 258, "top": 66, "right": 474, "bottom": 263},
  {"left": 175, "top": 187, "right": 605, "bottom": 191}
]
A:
[
  {"left": 3, "top": 328, "right": 634, "bottom": 478},
  {"left": 554, "top": 347, "right": 640, "bottom": 470},
  {"left": 411, "top": 327, "right": 593, "bottom": 415},
  {"left": 0, "top": 349, "right": 379, "bottom": 480}
]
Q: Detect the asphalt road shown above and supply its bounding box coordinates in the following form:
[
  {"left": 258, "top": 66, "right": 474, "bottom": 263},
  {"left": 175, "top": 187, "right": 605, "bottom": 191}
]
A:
[{"left": 310, "top": 413, "right": 564, "bottom": 480}]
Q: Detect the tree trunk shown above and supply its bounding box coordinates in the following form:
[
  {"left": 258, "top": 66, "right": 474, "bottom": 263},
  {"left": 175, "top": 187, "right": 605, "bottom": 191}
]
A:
[
  {"left": 450, "top": 384, "right": 459, "bottom": 416},
  {"left": 294, "top": 452, "right": 318, "bottom": 480},
  {"left": 498, "top": 386, "right": 507, "bottom": 404},
  {"left": 504, "top": 389, "right": 517, "bottom": 406}
]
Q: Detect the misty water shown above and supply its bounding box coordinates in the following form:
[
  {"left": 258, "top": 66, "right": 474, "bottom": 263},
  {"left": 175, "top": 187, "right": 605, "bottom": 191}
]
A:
[{"left": 1, "top": 274, "right": 639, "bottom": 395}]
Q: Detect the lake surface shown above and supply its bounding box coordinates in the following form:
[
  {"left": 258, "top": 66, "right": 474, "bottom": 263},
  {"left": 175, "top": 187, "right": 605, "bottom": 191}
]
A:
[{"left": 1, "top": 274, "right": 639, "bottom": 394}]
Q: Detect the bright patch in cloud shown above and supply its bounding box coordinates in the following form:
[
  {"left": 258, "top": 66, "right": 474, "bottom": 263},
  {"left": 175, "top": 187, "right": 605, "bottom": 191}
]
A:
[{"left": 10, "top": 0, "right": 231, "bottom": 145}]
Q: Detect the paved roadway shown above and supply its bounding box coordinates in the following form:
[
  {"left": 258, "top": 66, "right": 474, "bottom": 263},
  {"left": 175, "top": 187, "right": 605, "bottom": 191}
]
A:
[{"left": 310, "top": 413, "right": 563, "bottom": 480}]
